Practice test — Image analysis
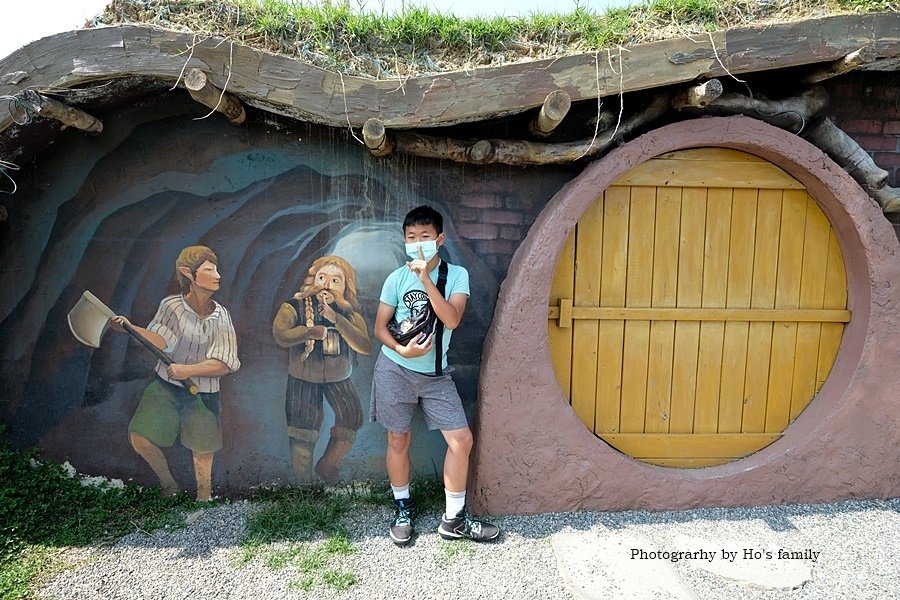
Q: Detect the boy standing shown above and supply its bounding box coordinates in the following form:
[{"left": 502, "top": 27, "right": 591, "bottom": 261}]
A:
[{"left": 371, "top": 205, "right": 499, "bottom": 545}]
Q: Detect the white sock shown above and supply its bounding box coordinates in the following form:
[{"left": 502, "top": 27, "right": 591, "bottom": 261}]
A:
[
  {"left": 391, "top": 484, "right": 410, "bottom": 501},
  {"left": 445, "top": 489, "right": 466, "bottom": 519}
]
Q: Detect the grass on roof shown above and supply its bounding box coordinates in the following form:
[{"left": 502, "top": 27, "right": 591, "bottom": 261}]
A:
[{"left": 96, "top": 0, "right": 897, "bottom": 78}]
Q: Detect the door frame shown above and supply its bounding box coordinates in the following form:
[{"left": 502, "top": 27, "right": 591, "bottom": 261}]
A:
[{"left": 471, "top": 116, "right": 900, "bottom": 514}]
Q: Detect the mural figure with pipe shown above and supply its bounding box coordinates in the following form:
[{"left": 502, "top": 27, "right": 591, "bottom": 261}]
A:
[
  {"left": 109, "top": 245, "right": 240, "bottom": 501},
  {"left": 272, "top": 255, "right": 373, "bottom": 484}
]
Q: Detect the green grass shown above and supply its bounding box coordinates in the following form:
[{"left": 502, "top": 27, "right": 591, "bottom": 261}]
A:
[
  {"left": 0, "top": 418, "right": 448, "bottom": 597},
  {"left": 0, "top": 430, "right": 199, "bottom": 600},
  {"left": 96, "top": 0, "right": 895, "bottom": 78},
  {"left": 234, "top": 476, "right": 443, "bottom": 591}
]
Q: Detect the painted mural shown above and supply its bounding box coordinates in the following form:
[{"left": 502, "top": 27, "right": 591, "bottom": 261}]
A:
[
  {"left": 0, "top": 90, "right": 571, "bottom": 497},
  {"left": 272, "top": 255, "right": 372, "bottom": 485}
]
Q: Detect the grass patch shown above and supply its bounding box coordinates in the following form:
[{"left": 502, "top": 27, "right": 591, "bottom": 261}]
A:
[
  {"left": 436, "top": 538, "right": 476, "bottom": 566},
  {"left": 0, "top": 430, "right": 199, "bottom": 600},
  {"left": 235, "top": 478, "right": 444, "bottom": 592},
  {"left": 96, "top": 0, "right": 895, "bottom": 78}
]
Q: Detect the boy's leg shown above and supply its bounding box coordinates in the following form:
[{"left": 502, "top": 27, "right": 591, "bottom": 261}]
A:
[
  {"left": 436, "top": 427, "right": 499, "bottom": 542},
  {"left": 386, "top": 430, "right": 412, "bottom": 488},
  {"left": 386, "top": 430, "right": 415, "bottom": 545},
  {"left": 441, "top": 426, "right": 473, "bottom": 495}
]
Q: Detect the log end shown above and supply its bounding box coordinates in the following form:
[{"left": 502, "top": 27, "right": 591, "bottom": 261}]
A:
[
  {"left": 362, "top": 118, "right": 393, "bottom": 156},
  {"left": 184, "top": 68, "right": 208, "bottom": 92}
]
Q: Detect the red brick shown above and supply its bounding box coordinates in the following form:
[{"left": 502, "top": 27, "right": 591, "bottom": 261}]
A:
[
  {"left": 841, "top": 120, "right": 884, "bottom": 135},
  {"left": 457, "top": 222, "right": 497, "bottom": 240},
  {"left": 884, "top": 122, "right": 900, "bottom": 136},
  {"left": 460, "top": 193, "right": 503, "bottom": 210},
  {"left": 874, "top": 152, "right": 900, "bottom": 169},
  {"left": 461, "top": 178, "right": 507, "bottom": 195},
  {"left": 481, "top": 209, "right": 524, "bottom": 225},
  {"left": 475, "top": 239, "right": 516, "bottom": 255},
  {"left": 500, "top": 225, "right": 523, "bottom": 240},
  {"left": 853, "top": 135, "right": 898, "bottom": 152}
]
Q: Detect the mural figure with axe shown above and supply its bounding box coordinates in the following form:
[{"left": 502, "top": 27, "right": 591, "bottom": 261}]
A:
[
  {"left": 109, "top": 245, "right": 240, "bottom": 501},
  {"left": 272, "top": 255, "right": 372, "bottom": 484}
]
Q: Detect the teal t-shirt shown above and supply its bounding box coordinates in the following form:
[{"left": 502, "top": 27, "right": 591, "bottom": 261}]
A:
[{"left": 379, "top": 260, "right": 470, "bottom": 374}]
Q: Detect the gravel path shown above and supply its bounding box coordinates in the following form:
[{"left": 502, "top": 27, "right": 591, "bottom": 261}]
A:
[{"left": 38, "top": 497, "right": 900, "bottom": 599}]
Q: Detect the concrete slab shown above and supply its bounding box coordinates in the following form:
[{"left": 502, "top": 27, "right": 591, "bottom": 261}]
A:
[
  {"left": 673, "top": 534, "right": 813, "bottom": 590},
  {"left": 551, "top": 529, "right": 698, "bottom": 600}
]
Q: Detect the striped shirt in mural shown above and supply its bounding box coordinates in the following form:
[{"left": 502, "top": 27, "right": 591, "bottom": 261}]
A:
[{"left": 147, "top": 295, "right": 240, "bottom": 393}]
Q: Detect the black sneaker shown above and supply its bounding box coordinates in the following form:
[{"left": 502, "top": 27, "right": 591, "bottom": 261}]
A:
[
  {"left": 389, "top": 498, "right": 415, "bottom": 545},
  {"left": 437, "top": 506, "right": 500, "bottom": 542}
]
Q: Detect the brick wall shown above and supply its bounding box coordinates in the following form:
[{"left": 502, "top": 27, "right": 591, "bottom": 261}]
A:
[{"left": 825, "top": 71, "right": 900, "bottom": 239}]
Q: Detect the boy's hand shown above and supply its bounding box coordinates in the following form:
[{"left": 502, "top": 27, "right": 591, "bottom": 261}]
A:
[
  {"left": 406, "top": 245, "right": 430, "bottom": 283},
  {"left": 396, "top": 331, "right": 433, "bottom": 358}
]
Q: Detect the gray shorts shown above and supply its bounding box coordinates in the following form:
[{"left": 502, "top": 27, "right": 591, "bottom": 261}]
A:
[{"left": 369, "top": 352, "right": 469, "bottom": 433}]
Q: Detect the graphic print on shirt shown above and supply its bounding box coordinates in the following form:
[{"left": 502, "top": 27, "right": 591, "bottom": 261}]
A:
[{"left": 403, "top": 289, "right": 430, "bottom": 318}]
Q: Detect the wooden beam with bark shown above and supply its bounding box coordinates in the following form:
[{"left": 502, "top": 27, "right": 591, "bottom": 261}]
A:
[
  {"left": 15, "top": 90, "right": 103, "bottom": 133},
  {"left": 529, "top": 90, "right": 572, "bottom": 138},
  {"left": 362, "top": 118, "right": 394, "bottom": 156},
  {"left": 802, "top": 47, "right": 878, "bottom": 84},
  {"left": 1, "top": 13, "right": 898, "bottom": 133},
  {"left": 671, "top": 79, "right": 723, "bottom": 109},
  {"left": 802, "top": 116, "right": 900, "bottom": 212},
  {"left": 369, "top": 93, "right": 671, "bottom": 165},
  {"left": 674, "top": 86, "right": 830, "bottom": 132},
  {"left": 184, "top": 68, "right": 246, "bottom": 125}
]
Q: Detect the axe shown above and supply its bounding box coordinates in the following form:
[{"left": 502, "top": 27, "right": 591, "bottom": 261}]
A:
[{"left": 67, "top": 290, "right": 201, "bottom": 395}]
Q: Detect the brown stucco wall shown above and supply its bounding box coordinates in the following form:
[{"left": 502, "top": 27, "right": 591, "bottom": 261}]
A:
[{"left": 471, "top": 115, "right": 900, "bottom": 515}]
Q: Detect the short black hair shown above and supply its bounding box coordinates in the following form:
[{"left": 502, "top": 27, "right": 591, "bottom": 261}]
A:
[{"left": 403, "top": 205, "right": 443, "bottom": 234}]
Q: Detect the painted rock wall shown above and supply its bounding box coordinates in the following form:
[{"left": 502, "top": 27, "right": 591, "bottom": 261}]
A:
[{"left": 0, "top": 90, "right": 571, "bottom": 497}]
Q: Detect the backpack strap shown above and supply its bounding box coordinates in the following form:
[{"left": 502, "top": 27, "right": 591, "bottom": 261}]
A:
[{"left": 434, "top": 260, "right": 449, "bottom": 376}]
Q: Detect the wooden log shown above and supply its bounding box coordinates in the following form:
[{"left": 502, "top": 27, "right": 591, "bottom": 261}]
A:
[
  {"left": 3, "top": 14, "right": 898, "bottom": 133},
  {"left": 184, "top": 68, "right": 246, "bottom": 125},
  {"left": 671, "top": 79, "right": 723, "bottom": 109},
  {"left": 802, "top": 47, "right": 877, "bottom": 84},
  {"left": 802, "top": 116, "right": 900, "bottom": 212},
  {"left": 387, "top": 94, "right": 671, "bottom": 165},
  {"left": 529, "top": 90, "right": 572, "bottom": 138},
  {"left": 675, "top": 86, "right": 829, "bottom": 132},
  {"left": 362, "top": 118, "right": 394, "bottom": 156},
  {"left": 16, "top": 90, "right": 103, "bottom": 133}
]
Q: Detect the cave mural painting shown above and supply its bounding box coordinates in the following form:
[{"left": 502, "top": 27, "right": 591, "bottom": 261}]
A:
[
  {"left": 272, "top": 255, "right": 373, "bottom": 484},
  {"left": 68, "top": 246, "right": 240, "bottom": 501}
]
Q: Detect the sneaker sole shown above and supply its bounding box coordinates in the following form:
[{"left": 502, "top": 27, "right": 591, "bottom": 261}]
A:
[
  {"left": 437, "top": 524, "right": 500, "bottom": 542},
  {"left": 390, "top": 531, "right": 413, "bottom": 545}
]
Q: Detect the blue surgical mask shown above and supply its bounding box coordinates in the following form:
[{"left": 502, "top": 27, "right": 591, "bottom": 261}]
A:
[{"left": 405, "top": 240, "right": 439, "bottom": 261}]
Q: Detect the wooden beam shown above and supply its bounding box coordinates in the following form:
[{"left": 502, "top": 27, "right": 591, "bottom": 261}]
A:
[
  {"left": 184, "top": 68, "right": 246, "bottom": 125},
  {"left": 383, "top": 93, "right": 671, "bottom": 165},
  {"left": 671, "top": 79, "right": 723, "bottom": 109},
  {"left": 803, "top": 116, "right": 900, "bottom": 212},
  {"left": 529, "top": 90, "right": 571, "bottom": 137},
  {"left": 802, "top": 47, "right": 877, "bottom": 84},
  {"left": 1, "top": 13, "right": 897, "bottom": 132},
  {"left": 362, "top": 118, "right": 394, "bottom": 156},
  {"left": 548, "top": 306, "right": 851, "bottom": 324},
  {"left": 16, "top": 90, "right": 102, "bottom": 133},
  {"left": 675, "top": 86, "right": 829, "bottom": 132}
]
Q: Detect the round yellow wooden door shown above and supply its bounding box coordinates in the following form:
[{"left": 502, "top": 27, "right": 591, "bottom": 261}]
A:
[{"left": 548, "top": 148, "right": 849, "bottom": 468}]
